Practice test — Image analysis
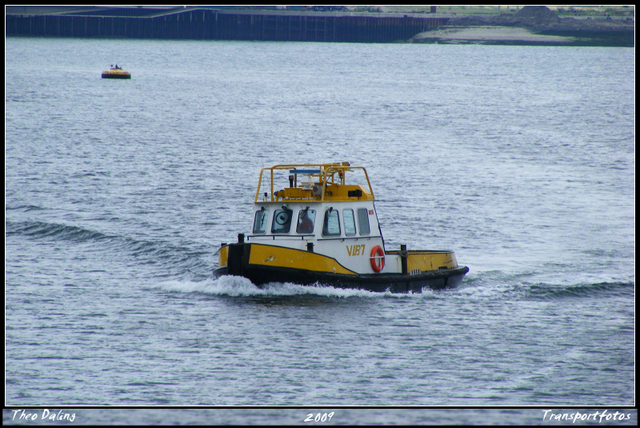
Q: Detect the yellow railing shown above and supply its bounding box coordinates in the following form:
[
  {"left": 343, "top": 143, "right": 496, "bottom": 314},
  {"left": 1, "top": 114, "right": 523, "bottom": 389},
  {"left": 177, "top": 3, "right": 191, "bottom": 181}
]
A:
[{"left": 254, "top": 162, "right": 375, "bottom": 203}]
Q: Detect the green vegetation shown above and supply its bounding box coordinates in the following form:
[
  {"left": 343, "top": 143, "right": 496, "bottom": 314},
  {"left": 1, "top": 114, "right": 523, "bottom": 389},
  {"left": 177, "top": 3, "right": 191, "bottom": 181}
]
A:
[
  {"left": 215, "top": 5, "right": 634, "bottom": 18},
  {"left": 435, "top": 5, "right": 633, "bottom": 17},
  {"left": 347, "top": 5, "right": 634, "bottom": 18},
  {"left": 435, "top": 6, "right": 518, "bottom": 15},
  {"left": 553, "top": 6, "right": 634, "bottom": 17}
]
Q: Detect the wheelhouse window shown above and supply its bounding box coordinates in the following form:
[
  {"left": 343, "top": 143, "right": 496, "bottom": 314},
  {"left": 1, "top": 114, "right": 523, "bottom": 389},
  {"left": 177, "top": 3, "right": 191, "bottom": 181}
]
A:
[
  {"left": 296, "top": 209, "right": 316, "bottom": 234},
  {"left": 322, "top": 208, "right": 341, "bottom": 236},
  {"left": 343, "top": 209, "right": 356, "bottom": 236},
  {"left": 253, "top": 209, "right": 269, "bottom": 234},
  {"left": 271, "top": 207, "right": 293, "bottom": 234},
  {"left": 357, "top": 208, "right": 370, "bottom": 235}
]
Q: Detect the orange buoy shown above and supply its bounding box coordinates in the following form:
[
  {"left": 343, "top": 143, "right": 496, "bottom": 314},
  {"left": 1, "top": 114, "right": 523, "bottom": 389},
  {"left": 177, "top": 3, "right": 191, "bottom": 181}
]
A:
[{"left": 370, "top": 246, "right": 385, "bottom": 273}]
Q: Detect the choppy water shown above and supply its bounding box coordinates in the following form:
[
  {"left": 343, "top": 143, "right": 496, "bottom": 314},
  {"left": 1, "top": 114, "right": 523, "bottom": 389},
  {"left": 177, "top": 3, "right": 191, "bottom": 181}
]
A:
[{"left": 5, "top": 37, "right": 635, "bottom": 425}]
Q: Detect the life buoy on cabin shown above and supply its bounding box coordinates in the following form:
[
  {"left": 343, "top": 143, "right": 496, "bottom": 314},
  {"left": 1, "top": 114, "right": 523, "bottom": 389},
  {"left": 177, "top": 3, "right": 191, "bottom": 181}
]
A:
[{"left": 370, "top": 246, "right": 385, "bottom": 273}]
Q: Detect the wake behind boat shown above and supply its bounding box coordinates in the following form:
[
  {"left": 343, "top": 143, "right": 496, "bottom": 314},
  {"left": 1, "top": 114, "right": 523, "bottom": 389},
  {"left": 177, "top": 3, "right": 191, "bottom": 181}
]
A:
[{"left": 213, "top": 162, "right": 469, "bottom": 293}]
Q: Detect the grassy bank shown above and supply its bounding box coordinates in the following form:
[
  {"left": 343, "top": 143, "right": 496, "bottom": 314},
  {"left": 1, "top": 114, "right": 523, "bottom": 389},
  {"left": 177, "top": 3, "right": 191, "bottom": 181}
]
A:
[{"left": 366, "top": 5, "right": 634, "bottom": 18}]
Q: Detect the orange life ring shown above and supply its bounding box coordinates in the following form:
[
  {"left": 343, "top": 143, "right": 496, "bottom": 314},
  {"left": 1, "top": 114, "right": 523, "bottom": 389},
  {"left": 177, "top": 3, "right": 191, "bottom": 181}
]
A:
[{"left": 370, "top": 246, "right": 385, "bottom": 273}]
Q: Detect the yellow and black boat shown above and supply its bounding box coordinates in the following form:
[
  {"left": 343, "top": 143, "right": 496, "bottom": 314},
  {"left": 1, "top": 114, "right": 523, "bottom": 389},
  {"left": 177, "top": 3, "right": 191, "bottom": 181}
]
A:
[
  {"left": 101, "top": 64, "right": 131, "bottom": 79},
  {"left": 213, "top": 162, "right": 469, "bottom": 293}
]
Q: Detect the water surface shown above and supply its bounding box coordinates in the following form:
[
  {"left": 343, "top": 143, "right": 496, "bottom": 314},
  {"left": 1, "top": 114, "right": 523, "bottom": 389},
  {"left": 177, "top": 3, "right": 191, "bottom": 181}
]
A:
[{"left": 5, "top": 37, "right": 635, "bottom": 424}]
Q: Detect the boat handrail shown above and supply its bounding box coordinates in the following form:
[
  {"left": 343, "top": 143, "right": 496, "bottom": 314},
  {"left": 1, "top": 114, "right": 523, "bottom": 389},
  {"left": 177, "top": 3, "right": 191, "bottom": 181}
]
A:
[
  {"left": 247, "top": 234, "right": 378, "bottom": 241},
  {"left": 253, "top": 162, "right": 374, "bottom": 203}
]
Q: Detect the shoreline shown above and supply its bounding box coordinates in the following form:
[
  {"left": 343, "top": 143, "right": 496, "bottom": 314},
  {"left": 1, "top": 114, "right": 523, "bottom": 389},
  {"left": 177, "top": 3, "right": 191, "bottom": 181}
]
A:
[
  {"left": 409, "top": 24, "right": 633, "bottom": 47},
  {"left": 5, "top": 6, "right": 634, "bottom": 47},
  {"left": 409, "top": 26, "right": 575, "bottom": 44},
  {"left": 409, "top": 7, "right": 634, "bottom": 47}
]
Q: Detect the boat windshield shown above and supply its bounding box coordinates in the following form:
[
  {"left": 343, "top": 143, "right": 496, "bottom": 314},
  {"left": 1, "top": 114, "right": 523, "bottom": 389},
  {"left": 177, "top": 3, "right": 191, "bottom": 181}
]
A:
[
  {"left": 271, "top": 207, "right": 293, "bottom": 233},
  {"left": 343, "top": 209, "right": 356, "bottom": 236},
  {"left": 253, "top": 209, "right": 269, "bottom": 234},
  {"left": 296, "top": 209, "right": 316, "bottom": 234},
  {"left": 322, "top": 209, "right": 341, "bottom": 236},
  {"left": 357, "top": 208, "right": 370, "bottom": 235}
]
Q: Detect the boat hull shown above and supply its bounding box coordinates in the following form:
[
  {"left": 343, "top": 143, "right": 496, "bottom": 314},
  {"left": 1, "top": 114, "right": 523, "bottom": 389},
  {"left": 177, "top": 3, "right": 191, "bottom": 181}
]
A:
[
  {"left": 213, "top": 243, "right": 469, "bottom": 293},
  {"left": 101, "top": 72, "right": 131, "bottom": 79}
]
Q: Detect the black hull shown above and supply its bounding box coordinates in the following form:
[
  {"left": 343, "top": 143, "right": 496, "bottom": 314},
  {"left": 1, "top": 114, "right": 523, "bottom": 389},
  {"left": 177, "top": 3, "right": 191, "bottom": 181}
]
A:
[
  {"left": 213, "top": 264, "right": 469, "bottom": 293},
  {"left": 101, "top": 74, "right": 131, "bottom": 79}
]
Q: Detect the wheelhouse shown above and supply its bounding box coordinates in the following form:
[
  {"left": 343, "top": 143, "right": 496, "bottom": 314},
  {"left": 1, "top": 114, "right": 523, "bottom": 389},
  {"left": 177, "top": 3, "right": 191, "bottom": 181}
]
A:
[{"left": 245, "top": 163, "right": 383, "bottom": 244}]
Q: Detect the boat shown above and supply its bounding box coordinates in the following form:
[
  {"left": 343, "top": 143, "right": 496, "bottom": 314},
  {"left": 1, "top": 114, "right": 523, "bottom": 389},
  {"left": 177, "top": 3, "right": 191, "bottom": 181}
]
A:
[
  {"left": 213, "top": 162, "right": 469, "bottom": 293},
  {"left": 101, "top": 64, "right": 131, "bottom": 79}
]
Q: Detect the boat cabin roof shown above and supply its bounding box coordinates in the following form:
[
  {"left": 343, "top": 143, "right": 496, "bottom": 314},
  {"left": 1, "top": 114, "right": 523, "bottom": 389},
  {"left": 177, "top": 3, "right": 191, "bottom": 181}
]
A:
[{"left": 254, "top": 162, "right": 375, "bottom": 204}]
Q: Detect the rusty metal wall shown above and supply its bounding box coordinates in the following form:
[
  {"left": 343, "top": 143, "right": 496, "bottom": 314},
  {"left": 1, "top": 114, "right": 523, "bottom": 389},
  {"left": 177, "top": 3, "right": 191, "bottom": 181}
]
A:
[{"left": 6, "top": 9, "right": 449, "bottom": 43}]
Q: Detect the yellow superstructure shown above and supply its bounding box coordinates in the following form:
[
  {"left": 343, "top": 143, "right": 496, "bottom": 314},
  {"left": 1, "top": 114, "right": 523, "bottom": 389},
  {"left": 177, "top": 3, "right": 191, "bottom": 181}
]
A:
[{"left": 255, "top": 162, "right": 374, "bottom": 203}]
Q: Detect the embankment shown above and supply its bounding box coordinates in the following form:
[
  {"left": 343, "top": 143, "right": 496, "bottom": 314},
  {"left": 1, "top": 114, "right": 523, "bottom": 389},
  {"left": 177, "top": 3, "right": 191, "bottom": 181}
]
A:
[{"left": 410, "top": 6, "right": 634, "bottom": 46}]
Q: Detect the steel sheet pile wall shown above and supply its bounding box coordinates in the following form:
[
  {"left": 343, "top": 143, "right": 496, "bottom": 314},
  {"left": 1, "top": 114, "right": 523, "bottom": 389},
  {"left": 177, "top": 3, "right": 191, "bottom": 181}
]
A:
[{"left": 6, "top": 9, "right": 448, "bottom": 43}]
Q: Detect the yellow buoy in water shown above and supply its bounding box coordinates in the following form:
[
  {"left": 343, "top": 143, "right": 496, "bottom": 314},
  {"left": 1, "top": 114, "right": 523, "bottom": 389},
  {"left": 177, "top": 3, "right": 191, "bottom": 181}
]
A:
[{"left": 102, "top": 64, "right": 131, "bottom": 79}]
